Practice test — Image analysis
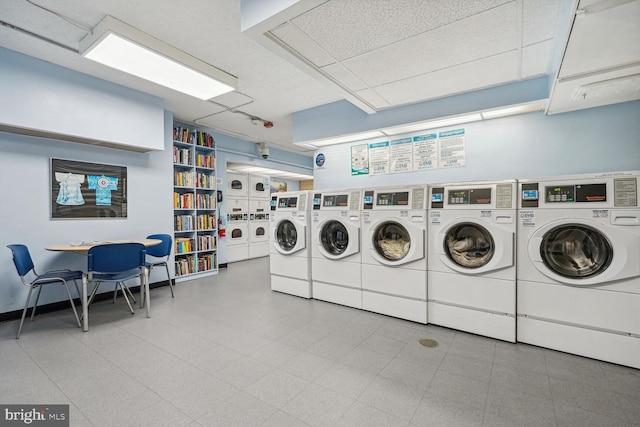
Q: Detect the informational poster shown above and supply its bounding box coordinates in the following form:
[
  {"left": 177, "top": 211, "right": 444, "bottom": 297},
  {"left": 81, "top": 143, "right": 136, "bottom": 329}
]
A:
[
  {"left": 368, "top": 141, "right": 390, "bottom": 176},
  {"left": 390, "top": 137, "right": 413, "bottom": 173},
  {"left": 350, "top": 144, "right": 369, "bottom": 175},
  {"left": 438, "top": 129, "right": 466, "bottom": 169},
  {"left": 412, "top": 133, "right": 438, "bottom": 171}
]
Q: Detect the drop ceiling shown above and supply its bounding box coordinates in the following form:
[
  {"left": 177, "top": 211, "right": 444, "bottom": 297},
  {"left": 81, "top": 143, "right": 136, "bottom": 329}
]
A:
[
  {"left": 0, "top": 0, "right": 638, "bottom": 156},
  {"left": 227, "top": 162, "right": 313, "bottom": 181}
]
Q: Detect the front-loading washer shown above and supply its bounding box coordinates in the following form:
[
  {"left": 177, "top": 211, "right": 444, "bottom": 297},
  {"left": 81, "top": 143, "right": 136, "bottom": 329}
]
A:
[
  {"left": 428, "top": 180, "right": 517, "bottom": 342},
  {"left": 361, "top": 185, "right": 428, "bottom": 323},
  {"left": 311, "top": 188, "right": 363, "bottom": 309},
  {"left": 517, "top": 171, "right": 640, "bottom": 368},
  {"left": 270, "top": 191, "right": 312, "bottom": 298}
]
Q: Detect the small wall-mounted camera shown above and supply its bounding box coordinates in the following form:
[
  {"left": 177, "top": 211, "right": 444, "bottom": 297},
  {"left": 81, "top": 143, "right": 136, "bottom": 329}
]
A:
[{"left": 257, "top": 142, "right": 269, "bottom": 159}]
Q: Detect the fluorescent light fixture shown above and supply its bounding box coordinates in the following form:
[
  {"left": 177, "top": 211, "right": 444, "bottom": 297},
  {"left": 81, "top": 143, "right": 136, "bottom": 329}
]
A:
[
  {"left": 381, "top": 113, "right": 482, "bottom": 136},
  {"left": 481, "top": 100, "right": 546, "bottom": 119},
  {"left": 293, "top": 100, "right": 548, "bottom": 149},
  {"left": 80, "top": 16, "right": 237, "bottom": 100},
  {"left": 301, "top": 130, "right": 386, "bottom": 148}
]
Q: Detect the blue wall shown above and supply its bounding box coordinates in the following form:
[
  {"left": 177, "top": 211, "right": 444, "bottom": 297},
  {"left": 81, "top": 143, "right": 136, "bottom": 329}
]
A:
[{"left": 312, "top": 101, "right": 640, "bottom": 189}]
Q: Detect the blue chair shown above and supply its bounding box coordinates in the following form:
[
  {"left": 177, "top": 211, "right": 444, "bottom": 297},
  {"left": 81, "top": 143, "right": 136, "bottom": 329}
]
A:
[
  {"left": 85, "top": 243, "right": 148, "bottom": 317},
  {"left": 145, "top": 234, "right": 174, "bottom": 299},
  {"left": 7, "top": 244, "right": 82, "bottom": 339}
]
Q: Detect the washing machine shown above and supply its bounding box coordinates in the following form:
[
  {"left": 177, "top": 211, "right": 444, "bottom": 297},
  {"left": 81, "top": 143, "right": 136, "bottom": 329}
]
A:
[
  {"left": 311, "top": 188, "right": 363, "bottom": 309},
  {"left": 361, "top": 185, "right": 428, "bottom": 323},
  {"left": 227, "top": 172, "right": 248, "bottom": 198},
  {"left": 270, "top": 190, "right": 312, "bottom": 298},
  {"left": 249, "top": 174, "right": 271, "bottom": 199},
  {"left": 226, "top": 197, "right": 249, "bottom": 262},
  {"left": 517, "top": 171, "right": 640, "bottom": 368},
  {"left": 248, "top": 199, "right": 270, "bottom": 259},
  {"left": 428, "top": 180, "right": 517, "bottom": 342}
]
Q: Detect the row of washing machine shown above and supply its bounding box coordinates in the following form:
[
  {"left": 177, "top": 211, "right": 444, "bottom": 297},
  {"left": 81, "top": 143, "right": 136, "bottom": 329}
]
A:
[{"left": 268, "top": 171, "right": 640, "bottom": 369}]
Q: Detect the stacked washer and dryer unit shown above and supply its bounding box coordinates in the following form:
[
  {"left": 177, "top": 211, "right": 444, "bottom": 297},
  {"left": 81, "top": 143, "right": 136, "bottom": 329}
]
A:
[
  {"left": 361, "top": 185, "right": 429, "bottom": 323},
  {"left": 311, "top": 189, "right": 363, "bottom": 308},
  {"left": 270, "top": 190, "right": 313, "bottom": 298},
  {"left": 428, "top": 180, "right": 518, "bottom": 342},
  {"left": 517, "top": 171, "right": 640, "bottom": 368}
]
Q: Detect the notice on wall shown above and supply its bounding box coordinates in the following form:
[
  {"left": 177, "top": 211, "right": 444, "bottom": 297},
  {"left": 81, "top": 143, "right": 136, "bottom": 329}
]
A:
[
  {"left": 351, "top": 144, "right": 369, "bottom": 175},
  {"left": 412, "top": 133, "right": 438, "bottom": 171},
  {"left": 369, "top": 141, "right": 390, "bottom": 175},
  {"left": 390, "top": 137, "right": 413, "bottom": 173},
  {"left": 438, "top": 129, "right": 466, "bottom": 168}
]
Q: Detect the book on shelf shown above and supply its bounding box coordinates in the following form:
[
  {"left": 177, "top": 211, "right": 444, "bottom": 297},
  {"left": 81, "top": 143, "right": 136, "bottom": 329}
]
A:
[
  {"left": 173, "top": 192, "right": 194, "bottom": 209},
  {"left": 197, "top": 253, "right": 217, "bottom": 272},
  {"left": 175, "top": 214, "right": 194, "bottom": 231},
  {"left": 174, "top": 237, "right": 194, "bottom": 254},
  {"left": 196, "top": 213, "right": 216, "bottom": 230},
  {"left": 198, "top": 234, "right": 217, "bottom": 251},
  {"left": 175, "top": 254, "right": 195, "bottom": 276}
]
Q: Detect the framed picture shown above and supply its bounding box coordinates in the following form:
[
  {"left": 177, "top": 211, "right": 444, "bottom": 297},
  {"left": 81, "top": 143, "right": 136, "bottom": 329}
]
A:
[
  {"left": 51, "top": 158, "right": 127, "bottom": 219},
  {"left": 270, "top": 180, "right": 288, "bottom": 193}
]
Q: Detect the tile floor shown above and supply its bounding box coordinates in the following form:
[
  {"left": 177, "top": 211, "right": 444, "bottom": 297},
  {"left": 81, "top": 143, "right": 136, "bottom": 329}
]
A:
[{"left": 0, "top": 257, "right": 638, "bottom": 427}]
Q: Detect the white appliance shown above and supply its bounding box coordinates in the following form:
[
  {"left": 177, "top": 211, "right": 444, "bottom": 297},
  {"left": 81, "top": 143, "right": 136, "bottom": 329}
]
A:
[
  {"left": 227, "top": 172, "right": 248, "bottom": 198},
  {"left": 249, "top": 174, "right": 271, "bottom": 199},
  {"left": 311, "top": 188, "right": 363, "bottom": 309},
  {"left": 270, "top": 191, "right": 312, "bottom": 298},
  {"left": 428, "top": 180, "right": 517, "bottom": 342},
  {"left": 517, "top": 171, "right": 640, "bottom": 368},
  {"left": 360, "top": 185, "right": 428, "bottom": 323},
  {"left": 249, "top": 199, "right": 270, "bottom": 259},
  {"left": 226, "top": 197, "right": 249, "bottom": 262}
]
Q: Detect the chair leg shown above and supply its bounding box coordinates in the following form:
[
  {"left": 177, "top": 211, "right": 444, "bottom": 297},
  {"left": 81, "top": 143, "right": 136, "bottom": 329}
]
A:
[
  {"left": 30, "top": 285, "right": 45, "bottom": 321},
  {"left": 87, "top": 282, "right": 102, "bottom": 307},
  {"left": 164, "top": 263, "right": 174, "bottom": 298},
  {"left": 62, "top": 281, "right": 81, "bottom": 328},
  {"left": 118, "top": 282, "right": 135, "bottom": 314},
  {"left": 124, "top": 284, "right": 137, "bottom": 304},
  {"left": 17, "top": 286, "right": 35, "bottom": 339}
]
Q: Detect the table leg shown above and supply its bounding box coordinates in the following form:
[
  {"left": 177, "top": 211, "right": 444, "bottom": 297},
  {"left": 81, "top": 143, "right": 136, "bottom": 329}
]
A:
[
  {"left": 144, "top": 267, "right": 151, "bottom": 318},
  {"left": 82, "top": 273, "right": 89, "bottom": 332}
]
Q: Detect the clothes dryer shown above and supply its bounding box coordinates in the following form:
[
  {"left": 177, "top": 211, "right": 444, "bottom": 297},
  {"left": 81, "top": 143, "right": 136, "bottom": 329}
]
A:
[
  {"left": 311, "top": 188, "right": 363, "bottom": 309},
  {"left": 226, "top": 197, "right": 249, "bottom": 262},
  {"left": 270, "top": 191, "right": 312, "bottom": 298},
  {"left": 517, "top": 171, "right": 640, "bottom": 368},
  {"left": 249, "top": 175, "right": 271, "bottom": 199},
  {"left": 428, "top": 180, "right": 517, "bottom": 341},
  {"left": 361, "top": 185, "right": 428, "bottom": 323},
  {"left": 249, "top": 199, "right": 270, "bottom": 259},
  {"left": 227, "top": 172, "right": 248, "bottom": 198}
]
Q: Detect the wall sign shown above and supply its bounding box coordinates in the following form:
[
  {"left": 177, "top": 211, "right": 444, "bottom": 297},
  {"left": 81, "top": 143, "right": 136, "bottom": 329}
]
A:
[{"left": 351, "top": 144, "right": 369, "bottom": 175}]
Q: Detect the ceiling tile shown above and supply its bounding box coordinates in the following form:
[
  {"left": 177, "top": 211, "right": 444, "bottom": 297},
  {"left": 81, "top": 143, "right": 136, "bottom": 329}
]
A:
[
  {"left": 291, "top": 0, "right": 512, "bottom": 61},
  {"left": 340, "top": 2, "right": 518, "bottom": 88},
  {"left": 522, "top": 0, "right": 561, "bottom": 46},
  {"left": 521, "top": 39, "right": 553, "bottom": 78},
  {"left": 320, "top": 63, "right": 369, "bottom": 91},
  {"left": 270, "top": 22, "right": 335, "bottom": 67},
  {"left": 353, "top": 88, "right": 393, "bottom": 109},
  {"left": 373, "top": 51, "right": 520, "bottom": 105}
]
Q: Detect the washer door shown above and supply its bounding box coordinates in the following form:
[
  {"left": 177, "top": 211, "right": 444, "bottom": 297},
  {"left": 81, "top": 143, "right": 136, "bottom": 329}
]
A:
[
  {"left": 540, "top": 224, "right": 612, "bottom": 279},
  {"left": 368, "top": 219, "right": 424, "bottom": 266},
  {"left": 528, "top": 219, "right": 640, "bottom": 286},
  {"left": 438, "top": 219, "right": 514, "bottom": 274},
  {"left": 317, "top": 218, "right": 360, "bottom": 260},
  {"left": 273, "top": 218, "right": 306, "bottom": 255}
]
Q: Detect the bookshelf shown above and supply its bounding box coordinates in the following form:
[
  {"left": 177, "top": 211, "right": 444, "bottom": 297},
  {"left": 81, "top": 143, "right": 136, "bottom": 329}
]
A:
[{"left": 173, "top": 124, "right": 218, "bottom": 280}]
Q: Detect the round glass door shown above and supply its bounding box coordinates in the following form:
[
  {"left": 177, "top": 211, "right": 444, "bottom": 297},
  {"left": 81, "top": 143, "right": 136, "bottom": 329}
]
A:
[
  {"left": 276, "top": 220, "right": 298, "bottom": 252},
  {"left": 444, "top": 223, "right": 494, "bottom": 268},
  {"left": 321, "top": 220, "right": 349, "bottom": 256},
  {"left": 540, "top": 224, "right": 613, "bottom": 279},
  {"left": 373, "top": 221, "right": 410, "bottom": 261}
]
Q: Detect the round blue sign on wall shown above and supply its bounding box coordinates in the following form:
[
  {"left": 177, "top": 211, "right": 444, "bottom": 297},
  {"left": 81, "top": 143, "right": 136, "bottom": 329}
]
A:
[{"left": 315, "top": 153, "right": 325, "bottom": 167}]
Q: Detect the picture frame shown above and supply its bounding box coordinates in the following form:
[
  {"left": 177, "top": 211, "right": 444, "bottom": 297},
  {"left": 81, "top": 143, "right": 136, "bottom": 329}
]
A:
[{"left": 50, "top": 158, "right": 127, "bottom": 219}]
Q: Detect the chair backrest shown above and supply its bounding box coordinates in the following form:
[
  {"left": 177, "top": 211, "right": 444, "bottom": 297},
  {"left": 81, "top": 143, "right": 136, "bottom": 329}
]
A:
[
  {"left": 145, "top": 234, "right": 172, "bottom": 258},
  {"left": 87, "top": 243, "right": 146, "bottom": 273},
  {"left": 7, "top": 244, "right": 35, "bottom": 277}
]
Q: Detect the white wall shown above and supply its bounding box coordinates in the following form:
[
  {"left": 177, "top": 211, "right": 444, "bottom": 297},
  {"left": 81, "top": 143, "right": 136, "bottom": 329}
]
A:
[{"left": 313, "top": 102, "right": 640, "bottom": 189}]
